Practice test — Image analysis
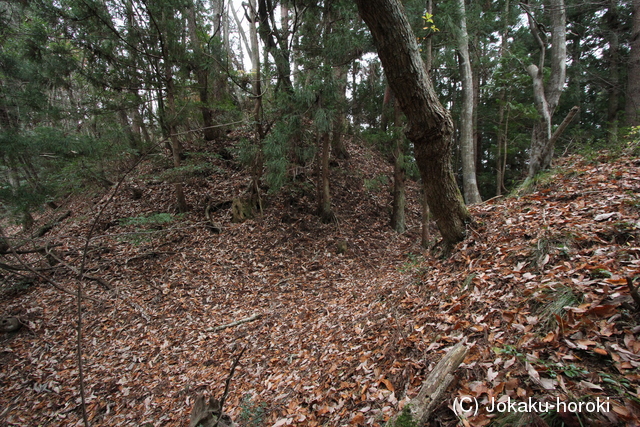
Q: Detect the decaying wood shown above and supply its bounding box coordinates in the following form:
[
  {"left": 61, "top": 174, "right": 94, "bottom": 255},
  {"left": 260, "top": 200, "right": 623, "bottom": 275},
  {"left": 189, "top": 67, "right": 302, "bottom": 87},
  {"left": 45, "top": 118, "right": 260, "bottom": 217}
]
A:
[
  {"left": 205, "top": 203, "right": 223, "bottom": 234},
  {"left": 189, "top": 346, "right": 245, "bottom": 427},
  {"left": 386, "top": 340, "right": 468, "bottom": 426},
  {"left": 1, "top": 317, "right": 22, "bottom": 333},
  {"left": 189, "top": 395, "right": 234, "bottom": 427},
  {"left": 206, "top": 313, "right": 262, "bottom": 332},
  {"left": 215, "top": 346, "right": 245, "bottom": 427},
  {"left": 32, "top": 210, "right": 71, "bottom": 238},
  {"left": 0, "top": 242, "right": 62, "bottom": 255}
]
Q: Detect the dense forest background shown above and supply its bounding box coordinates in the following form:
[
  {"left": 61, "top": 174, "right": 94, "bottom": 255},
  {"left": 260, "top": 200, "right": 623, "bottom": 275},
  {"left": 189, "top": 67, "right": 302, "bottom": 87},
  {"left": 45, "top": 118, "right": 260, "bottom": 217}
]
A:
[{"left": 1, "top": 0, "right": 639, "bottom": 230}]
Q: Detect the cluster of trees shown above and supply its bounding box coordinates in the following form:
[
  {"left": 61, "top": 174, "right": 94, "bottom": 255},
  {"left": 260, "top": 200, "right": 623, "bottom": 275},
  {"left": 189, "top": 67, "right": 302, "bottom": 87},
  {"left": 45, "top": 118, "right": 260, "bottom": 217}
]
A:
[{"left": 1, "top": 0, "right": 639, "bottom": 247}]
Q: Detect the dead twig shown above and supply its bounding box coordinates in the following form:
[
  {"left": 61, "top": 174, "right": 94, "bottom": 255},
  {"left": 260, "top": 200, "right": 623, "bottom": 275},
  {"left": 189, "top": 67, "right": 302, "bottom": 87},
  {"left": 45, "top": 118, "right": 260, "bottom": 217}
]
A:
[
  {"left": 45, "top": 249, "right": 115, "bottom": 291},
  {"left": 215, "top": 346, "right": 246, "bottom": 427},
  {"left": 206, "top": 313, "right": 263, "bottom": 332}
]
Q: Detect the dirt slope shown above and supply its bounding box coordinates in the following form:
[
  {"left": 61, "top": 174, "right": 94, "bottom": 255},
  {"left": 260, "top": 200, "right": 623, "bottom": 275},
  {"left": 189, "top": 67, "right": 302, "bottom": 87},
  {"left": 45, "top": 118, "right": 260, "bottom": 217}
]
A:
[{"left": 1, "top": 144, "right": 639, "bottom": 426}]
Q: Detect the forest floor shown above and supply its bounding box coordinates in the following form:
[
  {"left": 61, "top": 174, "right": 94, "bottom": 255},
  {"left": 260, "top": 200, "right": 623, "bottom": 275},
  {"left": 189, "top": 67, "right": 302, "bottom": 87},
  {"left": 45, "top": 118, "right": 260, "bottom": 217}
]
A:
[{"left": 1, "top": 135, "right": 640, "bottom": 427}]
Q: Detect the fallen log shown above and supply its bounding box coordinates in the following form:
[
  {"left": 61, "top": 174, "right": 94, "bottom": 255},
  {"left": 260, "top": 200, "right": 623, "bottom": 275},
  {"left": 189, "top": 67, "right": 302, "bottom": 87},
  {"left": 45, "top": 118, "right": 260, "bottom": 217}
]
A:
[
  {"left": 33, "top": 210, "right": 71, "bottom": 238},
  {"left": 386, "top": 340, "right": 469, "bottom": 426}
]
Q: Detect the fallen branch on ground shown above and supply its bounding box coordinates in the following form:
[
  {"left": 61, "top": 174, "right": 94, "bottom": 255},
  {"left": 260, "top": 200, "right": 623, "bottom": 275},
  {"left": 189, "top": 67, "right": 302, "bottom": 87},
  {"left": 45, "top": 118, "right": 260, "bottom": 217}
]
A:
[
  {"left": 46, "top": 249, "right": 115, "bottom": 291},
  {"left": 386, "top": 340, "right": 469, "bottom": 426},
  {"left": 206, "top": 313, "right": 262, "bottom": 332},
  {"left": 32, "top": 211, "right": 71, "bottom": 238}
]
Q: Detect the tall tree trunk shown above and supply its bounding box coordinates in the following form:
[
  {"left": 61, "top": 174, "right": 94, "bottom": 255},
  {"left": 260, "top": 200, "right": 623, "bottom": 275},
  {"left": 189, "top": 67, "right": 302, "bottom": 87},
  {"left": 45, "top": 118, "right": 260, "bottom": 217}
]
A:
[
  {"left": 355, "top": 0, "right": 471, "bottom": 250},
  {"left": 186, "top": 2, "right": 217, "bottom": 141},
  {"left": 496, "top": 0, "right": 510, "bottom": 196},
  {"left": 457, "top": 0, "right": 482, "bottom": 204},
  {"left": 626, "top": 0, "right": 640, "bottom": 126},
  {"left": 165, "top": 66, "right": 188, "bottom": 213},
  {"left": 381, "top": 85, "right": 393, "bottom": 131},
  {"left": 424, "top": 0, "right": 433, "bottom": 73},
  {"left": 391, "top": 97, "right": 406, "bottom": 233},
  {"left": 421, "top": 0, "right": 433, "bottom": 248},
  {"left": 317, "top": 131, "right": 334, "bottom": 223},
  {"left": 257, "top": 0, "right": 293, "bottom": 93},
  {"left": 332, "top": 66, "right": 350, "bottom": 160},
  {"left": 248, "top": 0, "right": 264, "bottom": 208},
  {"left": 525, "top": 0, "right": 567, "bottom": 179},
  {"left": 606, "top": 0, "right": 621, "bottom": 143},
  {"left": 496, "top": 98, "right": 510, "bottom": 196}
]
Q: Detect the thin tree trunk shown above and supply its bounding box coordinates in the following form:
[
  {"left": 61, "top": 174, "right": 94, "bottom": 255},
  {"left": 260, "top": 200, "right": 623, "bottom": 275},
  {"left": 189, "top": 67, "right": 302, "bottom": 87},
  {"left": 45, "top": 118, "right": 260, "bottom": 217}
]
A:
[
  {"left": 421, "top": 186, "right": 430, "bottom": 248},
  {"left": 421, "top": 0, "right": 433, "bottom": 248},
  {"left": 626, "top": 0, "right": 640, "bottom": 126},
  {"left": 355, "top": 0, "right": 471, "bottom": 250},
  {"left": 381, "top": 85, "right": 393, "bottom": 131},
  {"left": 424, "top": 0, "right": 433, "bottom": 73},
  {"left": 457, "top": 0, "right": 482, "bottom": 204},
  {"left": 496, "top": 0, "right": 510, "bottom": 196},
  {"left": 257, "top": 0, "right": 292, "bottom": 93},
  {"left": 186, "top": 3, "right": 216, "bottom": 141},
  {"left": 332, "top": 66, "right": 350, "bottom": 160},
  {"left": 496, "top": 99, "right": 510, "bottom": 196},
  {"left": 165, "top": 65, "right": 188, "bottom": 213},
  {"left": 317, "top": 131, "right": 334, "bottom": 223},
  {"left": 391, "top": 97, "right": 406, "bottom": 233},
  {"left": 248, "top": 0, "right": 264, "bottom": 209},
  {"left": 605, "top": 0, "right": 621, "bottom": 142}
]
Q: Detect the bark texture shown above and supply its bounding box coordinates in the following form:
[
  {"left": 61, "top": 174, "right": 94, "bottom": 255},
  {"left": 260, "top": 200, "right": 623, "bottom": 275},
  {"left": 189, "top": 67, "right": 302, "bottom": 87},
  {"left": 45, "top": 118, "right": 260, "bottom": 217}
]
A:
[
  {"left": 626, "top": 0, "right": 640, "bottom": 126},
  {"left": 355, "top": 0, "right": 470, "bottom": 248},
  {"left": 391, "top": 98, "right": 406, "bottom": 233},
  {"left": 457, "top": 0, "right": 482, "bottom": 204},
  {"left": 526, "top": 0, "right": 567, "bottom": 179}
]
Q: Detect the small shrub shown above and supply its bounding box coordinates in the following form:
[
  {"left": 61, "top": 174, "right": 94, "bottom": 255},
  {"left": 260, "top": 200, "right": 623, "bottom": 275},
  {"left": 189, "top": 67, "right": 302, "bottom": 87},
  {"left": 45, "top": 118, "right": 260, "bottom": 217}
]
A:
[
  {"left": 364, "top": 174, "right": 389, "bottom": 192},
  {"left": 239, "top": 394, "right": 267, "bottom": 427},
  {"left": 119, "top": 213, "right": 174, "bottom": 227},
  {"left": 537, "top": 285, "right": 581, "bottom": 331}
]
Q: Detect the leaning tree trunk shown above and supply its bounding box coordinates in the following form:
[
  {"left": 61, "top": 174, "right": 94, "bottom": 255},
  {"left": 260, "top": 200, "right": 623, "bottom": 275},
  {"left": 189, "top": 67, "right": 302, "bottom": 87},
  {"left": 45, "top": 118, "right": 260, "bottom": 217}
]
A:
[{"left": 355, "top": 0, "right": 470, "bottom": 250}]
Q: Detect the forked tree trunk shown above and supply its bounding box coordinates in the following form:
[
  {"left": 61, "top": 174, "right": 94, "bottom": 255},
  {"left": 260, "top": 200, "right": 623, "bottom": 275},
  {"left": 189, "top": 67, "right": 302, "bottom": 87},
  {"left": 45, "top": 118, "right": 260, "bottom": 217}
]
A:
[
  {"left": 525, "top": 0, "right": 567, "bottom": 179},
  {"left": 355, "top": 0, "right": 470, "bottom": 250}
]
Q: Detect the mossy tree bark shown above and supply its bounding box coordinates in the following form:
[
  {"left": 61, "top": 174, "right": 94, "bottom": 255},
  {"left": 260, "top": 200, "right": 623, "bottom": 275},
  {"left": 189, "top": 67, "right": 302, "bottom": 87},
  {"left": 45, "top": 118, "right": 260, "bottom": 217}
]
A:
[{"left": 355, "top": 0, "right": 470, "bottom": 249}]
